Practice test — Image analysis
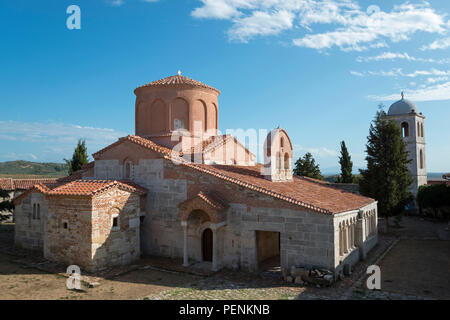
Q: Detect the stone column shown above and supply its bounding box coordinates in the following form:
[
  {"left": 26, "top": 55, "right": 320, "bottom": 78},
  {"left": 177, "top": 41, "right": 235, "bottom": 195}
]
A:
[
  {"left": 182, "top": 221, "right": 189, "bottom": 267},
  {"left": 212, "top": 229, "right": 218, "bottom": 271},
  {"left": 344, "top": 226, "right": 349, "bottom": 254}
]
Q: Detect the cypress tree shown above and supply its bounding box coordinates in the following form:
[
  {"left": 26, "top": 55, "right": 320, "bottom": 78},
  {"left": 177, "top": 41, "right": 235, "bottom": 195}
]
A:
[
  {"left": 337, "top": 140, "right": 353, "bottom": 183},
  {"left": 359, "top": 110, "right": 413, "bottom": 226},
  {"left": 293, "top": 152, "right": 323, "bottom": 180},
  {"left": 64, "top": 139, "right": 89, "bottom": 175}
]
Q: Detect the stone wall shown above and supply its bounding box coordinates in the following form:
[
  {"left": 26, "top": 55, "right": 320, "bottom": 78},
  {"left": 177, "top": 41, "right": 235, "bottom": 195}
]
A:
[
  {"left": 91, "top": 188, "right": 141, "bottom": 271},
  {"left": 93, "top": 145, "right": 377, "bottom": 275},
  {"left": 44, "top": 196, "right": 93, "bottom": 270},
  {"left": 14, "top": 192, "right": 48, "bottom": 251}
]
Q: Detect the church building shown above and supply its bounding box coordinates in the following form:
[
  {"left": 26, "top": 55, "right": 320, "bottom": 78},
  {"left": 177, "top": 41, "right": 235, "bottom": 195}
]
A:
[{"left": 13, "top": 74, "right": 378, "bottom": 277}]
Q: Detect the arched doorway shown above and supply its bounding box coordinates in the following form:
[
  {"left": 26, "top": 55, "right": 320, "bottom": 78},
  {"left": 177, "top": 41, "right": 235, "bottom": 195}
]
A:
[{"left": 202, "top": 228, "right": 213, "bottom": 262}]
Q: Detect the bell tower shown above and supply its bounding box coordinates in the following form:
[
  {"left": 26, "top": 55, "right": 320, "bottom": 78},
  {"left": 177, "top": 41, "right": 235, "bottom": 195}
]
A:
[
  {"left": 263, "top": 128, "right": 293, "bottom": 182},
  {"left": 386, "top": 93, "right": 427, "bottom": 196}
]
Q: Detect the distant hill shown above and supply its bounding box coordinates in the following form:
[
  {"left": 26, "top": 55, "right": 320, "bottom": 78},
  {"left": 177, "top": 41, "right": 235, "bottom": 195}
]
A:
[{"left": 0, "top": 160, "right": 68, "bottom": 177}]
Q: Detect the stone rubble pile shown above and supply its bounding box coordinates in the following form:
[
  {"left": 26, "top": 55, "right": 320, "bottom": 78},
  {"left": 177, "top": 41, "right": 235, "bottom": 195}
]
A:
[{"left": 285, "top": 266, "right": 334, "bottom": 287}]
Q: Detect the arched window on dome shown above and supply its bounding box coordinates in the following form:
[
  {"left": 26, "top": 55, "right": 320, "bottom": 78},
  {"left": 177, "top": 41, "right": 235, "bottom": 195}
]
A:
[
  {"left": 280, "top": 137, "right": 284, "bottom": 149},
  {"left": 401, "top": 122, "right": 409, "bottom": 137}
]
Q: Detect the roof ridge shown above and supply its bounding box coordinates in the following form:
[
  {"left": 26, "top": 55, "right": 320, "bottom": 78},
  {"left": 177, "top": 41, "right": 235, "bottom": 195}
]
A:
[{"left": 135, "top": 74, "right": 220, "bottom": 94}]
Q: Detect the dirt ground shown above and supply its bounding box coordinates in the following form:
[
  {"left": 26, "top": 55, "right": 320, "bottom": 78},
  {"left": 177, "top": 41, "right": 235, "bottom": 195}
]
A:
[
  {"left": 377, "top": 240, "right": 450, "bottom": 299},
  {"left": 0, "top": 216, "right": 449, "bottom": 300}
]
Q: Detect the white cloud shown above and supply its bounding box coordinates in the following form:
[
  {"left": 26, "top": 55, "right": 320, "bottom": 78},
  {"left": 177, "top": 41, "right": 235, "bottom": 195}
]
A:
[
  {"left": 350, "top": 70, "right": 364, "bottom": 77},
  {"left": 293, "top": 3, "right": 447, "bottom": 51},
  {"left": 352, "top": 68, "right": 450, "bottom": 78},
  {"left": 191, "top": 1, "right": 449, "bottom": 50},
  {"left": 421, "top": 37, "right": 450, "bottom": 50},
  {"left": 357, "top": 52, "right": 450, "bottom": 64},
  {"left": 0, "top": 121, "right": 127, "bottom": 148},
  {"left": 109, "top": 0, "right": 125, "bottom": 6},
  {"left": 293, "top": 144, "right": 338, "bottom": 158},
  {"left": 369, "top": 81, "right": 450, "bottom": 102},
  {"left": 427, "top": 76, "right": 448, "bottom": 83},
  {"left": 228, "top": 10, "right": 295, "bottom": 42}
]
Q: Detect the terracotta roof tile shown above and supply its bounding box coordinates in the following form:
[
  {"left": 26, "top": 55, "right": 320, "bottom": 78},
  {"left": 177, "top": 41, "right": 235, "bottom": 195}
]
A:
[
  {"left": 46, "top": 180, "right": 147, "bottom": 197},
  {"left": 0, "top": 178, "right": 59, "bottom": 191},
  {"left": 175, "top": 162, "right": 374, "bottom": 214},
  {"left": 135, "top": 75, "right": 220, "bottom": 94},
  {"left": 13, "top": 180, "right": 147, "bottom": 205},
  {"left": 93, "top": 135, "right": 176, "bottom": 159},
  {"left": 0, "top": 178, "right": 13, "bottom": 190},
  {"left": 92, "top": 135, "right": 374, "bottom": 214}
]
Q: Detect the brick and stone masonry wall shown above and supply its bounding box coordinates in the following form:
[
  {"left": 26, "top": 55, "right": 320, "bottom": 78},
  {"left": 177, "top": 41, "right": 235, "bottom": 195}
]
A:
[
  {"left": 95, "top": 156, "right": 337, "bottom": 273},
  {"left": 14, "top": 192, "right": 48, "bottom": 250},
  {"left": 91, "top": 189, "right": 141, "bottom": 271},
  {"left": 44, "top": 197, "right": 94, "bottom": 270},
  {"left": 43, "top": 188, "right": 141, "bottom": 272},
  {"left": 94, "top": 145, "right": 377, "bottom": 274}
]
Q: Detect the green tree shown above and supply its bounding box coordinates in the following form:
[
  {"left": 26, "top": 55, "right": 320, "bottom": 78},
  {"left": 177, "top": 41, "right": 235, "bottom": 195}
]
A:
[
  {"left": 337, "top": 140, "right": 354, "bottom": 183},
  {"left": 359, "top": 109, "right": 413, "bottom": 227},
  {"left": 64, "top": 139, "right": 89, "bottom": 175},
  {"left": 0, "top": 190, "right": 14, "bottom": 221},
  {"left": 417, "top": 184, "right": 450, "bottom": 219},
  {"left": 294, "top": 152, "right": 323, "bottom": 180}
]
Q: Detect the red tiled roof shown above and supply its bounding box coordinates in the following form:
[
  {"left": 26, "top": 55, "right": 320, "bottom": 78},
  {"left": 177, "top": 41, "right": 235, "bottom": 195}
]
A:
[
  {"left": 0, "top": 178, "right": 13, "bottom": 190},
  {"left": 13, "top": 180, "right": 147, "bottom": 205},
  {"left": 197, "top": 191, "right": 229, "bottom": 210},
  {"left": 178, "top": 163, "right": 374, "bottom": 214},
  {"left": 427, "top": 180, "right": 450, "bottom": 186},
  {"left": 45, "top": 180, "right": 147, "bottom": 197},
  {"left": 0, "top": 178, "right": 59, "bottom": 191},
  {"left": 93, "top": 135, "right": 176, "bottom": 159},
  {"left": 91, "top": 135, "right": 374, "bottom": 214},
  {"left": 135, "top": 75, "right": 220, "bottom": 94}
]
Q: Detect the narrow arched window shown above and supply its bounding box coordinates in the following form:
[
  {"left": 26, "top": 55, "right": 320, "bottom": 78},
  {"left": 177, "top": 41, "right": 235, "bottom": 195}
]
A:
[
  {"left": 417, "top": 122, "right": 420, "bottom": 137},
  {"left": 420, "top": 123, "right": 424, "bottom": 137},
  {"left": 125, "top": 162, "right": 131, "bottom": 179},
  {"left": 280, "top": 137, "right": 284, "bottom": 148},
  {"left": 284, "top": 153, "right": 290, "bottom": 170},
  {"left": 32, "top": 204, "right": 36, "bottom": 220},
  {"left": 124, "top": 160, "right": 133, "bottom": 179},
  {"left": 401, "top": 122, "right": 409, "bottom": 137},
  {"left": 37, "top": 204, "right": 40, "bottom": 220},
  {"left": 420, "top": 149, "right": 424, "bottom": 169},
  {"left": 276, "top": 152, "right": 282, "bottom": 169}
]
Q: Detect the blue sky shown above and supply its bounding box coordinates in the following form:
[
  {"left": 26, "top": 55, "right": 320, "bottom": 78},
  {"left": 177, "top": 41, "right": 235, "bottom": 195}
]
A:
[{"left": 0, "top": 0, "right": 449, "bottom": 173}]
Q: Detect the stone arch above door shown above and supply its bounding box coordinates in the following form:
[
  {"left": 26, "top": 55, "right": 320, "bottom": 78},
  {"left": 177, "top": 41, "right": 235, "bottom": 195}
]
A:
[{"left": 178, "top": 191, "right": 228, "bottom": 224}]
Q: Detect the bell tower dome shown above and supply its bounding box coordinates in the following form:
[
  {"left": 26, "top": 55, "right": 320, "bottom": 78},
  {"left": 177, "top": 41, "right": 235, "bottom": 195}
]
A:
[{"left": 386, "top": 92, "right": 427, "bottom": 196}]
